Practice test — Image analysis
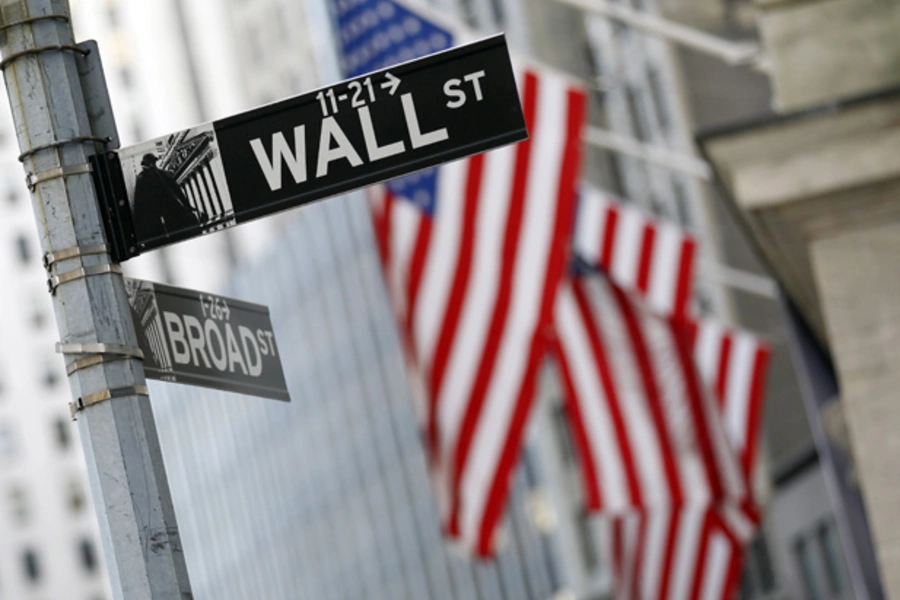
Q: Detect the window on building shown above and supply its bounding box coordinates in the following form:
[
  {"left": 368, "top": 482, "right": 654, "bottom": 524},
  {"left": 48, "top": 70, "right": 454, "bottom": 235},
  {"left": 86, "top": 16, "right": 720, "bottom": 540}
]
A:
[
  {"left": 788, "top": 519, "right": 848, "bottom": 600},
  {"left": 6, "top": 183, "right": 18, "bottom": 205},
  {"left": 793, "top": 537, "right": 823, "bottom": 600},
  {"left": 275, "top": 5, "right": 290, "bottom": 42},
  {"left": 22, "top": 548, "right": 40, "bottom": 583},
  {"left": 15, "top": 233, "right": 32, "bottom": 264},
  {"left": 817, "top": 520, "right": 845, "bottom": 595},
  {"left": 31, "top": 300, "right": 47, "bottom": 330},
  {"left": 105, "top": 4, "right": 119, "bottom": 27},
  {"left": 119, "top": 67, "right": 132, "bottom": 89},
  {"left": 672, "top": 180, "right": 693, "bottom": 227},
  {"left": 53, "top": 417, "right": 71, "bottom": 451},
  {"left": 487, "top": 0, "right": 506, "bottom": 28},
  {"left": 249, "top": 27, "right": 264, "bottom": 66},
  {"left": 459, "top": 0, "right": 479, "bottom": 27},
  {"left": 9, "top": 486, "right": 29, "bottom": 524},
  {"left": 750, "top": 535, "right": 776, "bottom": 591},
  {"left": 740, "top": 532, "right": 778, "bottom": 598},
  {"left": 78, "top": 539, "right": 98, "bottom": 574},
  {"left": 625, "top": 86, "right": 650, "bottom": 142},
  {"left": 649, "top": 195, "right": 670, "bottom": 219},
  {"left": 67, "top": 480, "right": 86, "bottom": 514},
  {"left": 575, "top": 510, "right": 599, "bottom": 571},
  {"left": 552, "top": 403, "right": 576, "bottom": 465},
  {"left": 0, "top": 424, "right": 18, "bottom": 460},
  {"left": 646, "top": 66, "right": 671, "bottom": 133},
  {"left": 42, "top": 362, "right": 60, "bottom": 389}
]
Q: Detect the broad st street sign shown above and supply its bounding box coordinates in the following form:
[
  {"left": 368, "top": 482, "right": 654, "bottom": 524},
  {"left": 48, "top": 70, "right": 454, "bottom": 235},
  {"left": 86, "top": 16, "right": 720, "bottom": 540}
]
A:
[
  {"left": 124, "top": 278, "right": 290, "bottom": 401},
  {"left": 95, "top": 34, "right": 526, "bottom": 261}
]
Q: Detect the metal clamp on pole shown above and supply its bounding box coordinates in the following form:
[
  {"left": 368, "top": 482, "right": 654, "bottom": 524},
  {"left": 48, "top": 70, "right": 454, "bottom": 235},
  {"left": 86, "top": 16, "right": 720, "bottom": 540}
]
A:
[
  {"left": 0, "top": 13, "right": 71, "bottom": 32},
  {"left": 0, "top": 43, "right": 89, "bottom": 71},
  {"left": 17, "top": 135, "right": 108, "bottom": 163},
  {"left": 43, "top": 243, "right": 108, "bottom": 270},
  {"left": 47, "top": 263, "right": 121, "bottom": 294},
  {"left": 43, "top": 243, "right": 118, "bottom": 294},
  {"left": 69, "top": 384, "right": 149, "bottom": 420},
  {"left": 56, "top": 342, "right": 144, "bottom": 376},
  {"left": 27, "top": 162, "right": 93, "bottom": 191}
]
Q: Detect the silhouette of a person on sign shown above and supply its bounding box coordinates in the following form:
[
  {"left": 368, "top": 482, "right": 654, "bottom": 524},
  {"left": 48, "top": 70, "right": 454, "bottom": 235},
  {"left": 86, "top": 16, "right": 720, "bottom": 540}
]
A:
[{"left": 132, "top": 153, "right": 200, "bottom": 242}]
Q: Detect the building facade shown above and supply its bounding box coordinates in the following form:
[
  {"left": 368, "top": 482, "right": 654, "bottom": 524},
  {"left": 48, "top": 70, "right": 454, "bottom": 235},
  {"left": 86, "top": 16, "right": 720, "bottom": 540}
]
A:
[
  {"left": 0, "top": 0, "right": 875, "bottom": 599},
  {"left": 0, "top": 0, "right": 256, "bottom": 598}
]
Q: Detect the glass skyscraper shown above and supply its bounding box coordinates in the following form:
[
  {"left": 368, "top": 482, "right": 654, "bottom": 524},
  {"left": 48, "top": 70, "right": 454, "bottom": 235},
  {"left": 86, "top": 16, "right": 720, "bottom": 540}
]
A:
[{"left": 151, "top": 193, "right": 565, "bottom": 600}]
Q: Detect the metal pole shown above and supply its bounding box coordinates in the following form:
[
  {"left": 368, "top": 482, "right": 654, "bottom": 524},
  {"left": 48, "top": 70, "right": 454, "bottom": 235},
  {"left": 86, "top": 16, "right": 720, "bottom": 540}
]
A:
[
  {"left": 582, "top": 125, "right": 713, "bottom": 181},
  {"left": 555, "top": 0, "right": 763, "bottom": 67},
  {"left": 0, "top": 1, "right": 191, "bottom": 598}
]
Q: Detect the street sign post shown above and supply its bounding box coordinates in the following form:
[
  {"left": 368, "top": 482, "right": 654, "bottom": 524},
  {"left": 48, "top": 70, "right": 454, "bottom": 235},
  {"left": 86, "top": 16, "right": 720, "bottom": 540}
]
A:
[
  {"left": 124, "top": 279, "right": 289, "bottom": 401},
  {"left": 95, "top": 34, "right": 527, "bottom": 261}
]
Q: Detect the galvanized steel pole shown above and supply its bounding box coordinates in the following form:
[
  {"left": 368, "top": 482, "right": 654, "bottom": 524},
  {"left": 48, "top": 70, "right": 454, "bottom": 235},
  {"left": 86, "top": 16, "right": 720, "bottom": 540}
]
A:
[{"left": 0, "top": 0, "right": 191, "bottom": 598}]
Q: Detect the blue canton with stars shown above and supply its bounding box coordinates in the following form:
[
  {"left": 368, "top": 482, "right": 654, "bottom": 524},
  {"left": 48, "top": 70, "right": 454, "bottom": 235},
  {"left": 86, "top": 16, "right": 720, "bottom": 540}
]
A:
[{"left": 332, "top": 0, "right": 453, "bottom": 215}]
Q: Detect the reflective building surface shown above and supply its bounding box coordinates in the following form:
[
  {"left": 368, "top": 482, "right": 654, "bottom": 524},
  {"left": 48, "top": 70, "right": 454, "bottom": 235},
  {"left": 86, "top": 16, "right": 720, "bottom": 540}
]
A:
[{"left": 152, "top": 194, "right": 566, "bottom": 600}]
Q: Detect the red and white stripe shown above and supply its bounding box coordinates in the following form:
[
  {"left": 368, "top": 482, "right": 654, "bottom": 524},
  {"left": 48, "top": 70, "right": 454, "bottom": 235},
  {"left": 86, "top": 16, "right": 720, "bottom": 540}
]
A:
[
  {"left": 551, "top": 275, "right": 756, "bottom": 599},
  {"left": 550, "top": 275, "right": 746, "bottom": 516},
  {"left": 610, "top": 506, "right": 746, "bottom": 600},
  {"left": 370, "top": 65, "right": 587, "bottom": 556},
  {"left": 573, "top": 187, "right": 697, "bottom": 319},
  {"left": 688, "top": 318, "right": 771, "bottom": 487}
]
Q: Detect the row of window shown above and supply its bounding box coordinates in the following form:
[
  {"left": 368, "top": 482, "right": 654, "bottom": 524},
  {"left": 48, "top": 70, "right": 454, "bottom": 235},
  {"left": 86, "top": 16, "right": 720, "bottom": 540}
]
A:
[
  {"left": 7, "top": 478, "right": 87, "bottom": 527},
  {"left": 17, "top": 537, "right": 99, "bottom": 584},
  {"left": 0, "top": 415, "right": 74, "bottom": 461}
]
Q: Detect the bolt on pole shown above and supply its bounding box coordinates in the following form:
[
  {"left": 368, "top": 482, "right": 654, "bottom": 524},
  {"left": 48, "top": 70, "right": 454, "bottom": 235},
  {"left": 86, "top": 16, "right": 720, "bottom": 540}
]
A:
[{"left": 0, "top": 1, "right": 192, "bottom": 598}]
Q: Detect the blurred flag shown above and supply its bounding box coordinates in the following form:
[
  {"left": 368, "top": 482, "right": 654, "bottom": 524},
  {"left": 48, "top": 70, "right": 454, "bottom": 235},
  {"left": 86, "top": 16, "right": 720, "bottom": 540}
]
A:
[
  {"left": 332, "top": 0, "right": 588, "bottom": 556},
  {"left": 550, "top": 275, "right": 747, "bottom": 516},
  {"left": 611, "top": 505, "right": 747, "bottom": 600},
  {"left": 605, "top": 316, "right": 772, "bottom": 600},
  {"left": 688, "top": 317, "right": 771, "bottom": 487},
  {"left": 573, "top": 186, "right": 697, "bottom": 319},
  {"left": 557, "top": 185, "right": 772, "bottom": 598},
  {"left": 550, "top": 274, "right": 756, "bottom": 599}
]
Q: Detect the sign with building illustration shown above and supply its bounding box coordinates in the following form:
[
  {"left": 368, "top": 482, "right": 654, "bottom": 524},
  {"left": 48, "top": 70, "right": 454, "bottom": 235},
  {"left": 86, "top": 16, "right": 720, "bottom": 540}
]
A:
[
  {"left": 99, "top": 34, "right": 526, "bottom": 260},
  {"left": 124, "top": 278, "right": 290, "bottom": 402}
]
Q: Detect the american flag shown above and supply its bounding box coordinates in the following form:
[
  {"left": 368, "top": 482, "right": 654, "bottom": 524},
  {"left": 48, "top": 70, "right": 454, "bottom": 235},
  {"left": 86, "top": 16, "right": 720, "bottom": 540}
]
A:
[
  {"left": 573, "top": 186, "right": 697, "bottom": 319},
  {"left": 333, "top": 0, "right": 588, "bottom": 556},
  {"left": 551, "top": 273, "right": 761, "bottom": 599},
  {"left": 558, "top": 184, "right": 771, "bottom": 597},
  {"left": 550, "top": 275, "right": 747, "bottom": 516},
  {"left": 688, "top": 317, "right": 771, "bottom": 487},
  {"left": 611, "top": 505, "right": 747, "bottom": 600},
  {"left": 605, "top": 317, "right": 770, "bottom": 600}
]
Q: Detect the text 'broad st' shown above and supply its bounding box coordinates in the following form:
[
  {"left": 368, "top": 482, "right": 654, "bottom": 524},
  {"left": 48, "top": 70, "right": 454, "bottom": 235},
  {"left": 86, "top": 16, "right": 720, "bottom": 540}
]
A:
[{"left": 125, "top": 279, "right": 289, "bottom": 401}]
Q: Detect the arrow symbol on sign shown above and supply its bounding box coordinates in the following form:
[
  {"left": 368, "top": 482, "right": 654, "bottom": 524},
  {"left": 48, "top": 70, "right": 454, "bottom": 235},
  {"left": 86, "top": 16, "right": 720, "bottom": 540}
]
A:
[{"left": 381, "top": 72, "right": 401, "bottom": 96}]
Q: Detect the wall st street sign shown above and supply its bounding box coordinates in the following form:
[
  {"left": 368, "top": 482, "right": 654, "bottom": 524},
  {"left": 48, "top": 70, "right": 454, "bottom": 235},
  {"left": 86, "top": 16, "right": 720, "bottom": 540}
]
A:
[
  {"left": 95, "top": 34, "right": 526, "bottom": 261},
  {"left": 125, "top": 278, "right": 289, "bottom": 401}
]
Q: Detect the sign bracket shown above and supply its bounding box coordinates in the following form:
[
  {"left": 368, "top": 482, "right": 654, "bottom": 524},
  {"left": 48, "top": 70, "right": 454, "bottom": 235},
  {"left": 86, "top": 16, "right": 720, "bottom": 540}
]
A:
[
  {"left": 56, "top": 342, "right": 145, "bottom": 377},
  {"left": 90, "top": 150, "right": 136, "bottom": 262},
  {"left": 69, "top": 385, "right": 150, "bottom": 420}
]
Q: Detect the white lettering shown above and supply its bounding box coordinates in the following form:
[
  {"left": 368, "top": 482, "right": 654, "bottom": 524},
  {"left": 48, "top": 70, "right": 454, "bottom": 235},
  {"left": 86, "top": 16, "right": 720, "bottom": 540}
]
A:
[
  {"left": 250, "top": 126, "right": 307, "bottom": 192},
  {"left": 163, "top": 312, "right": 190, "bottom": 365},
  {"left": 444, "top": 78, "right": 465, "bottom": 108},
  {"left": 183, "top": 315, "right": 211, "bottom": 368},
  {"left": 205, "top": 319, "right": 228, "bottom": 371},
  {"left": 316, "top": 116, "right": 363, "bottom": 178},
  {"left": 401, "top": 93, "right": 448, "bottom": 149},
  {"left": 257, "top": 329, "right": 269, "bottom": 356},
  {"left": 464, "top": 70, "right": 486, "bottom": 101},
  {"left": 263, "top": 331, "right": 277, "bottom": 358},
  {"left": 358, "top": 106, "right": 406, "bottom": 161},
  {"left": 240, "top": 326, "right": 263, "bottom": 377},
  {"left": 225, "top": 323, "right": 248, "bottom": 375}
]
